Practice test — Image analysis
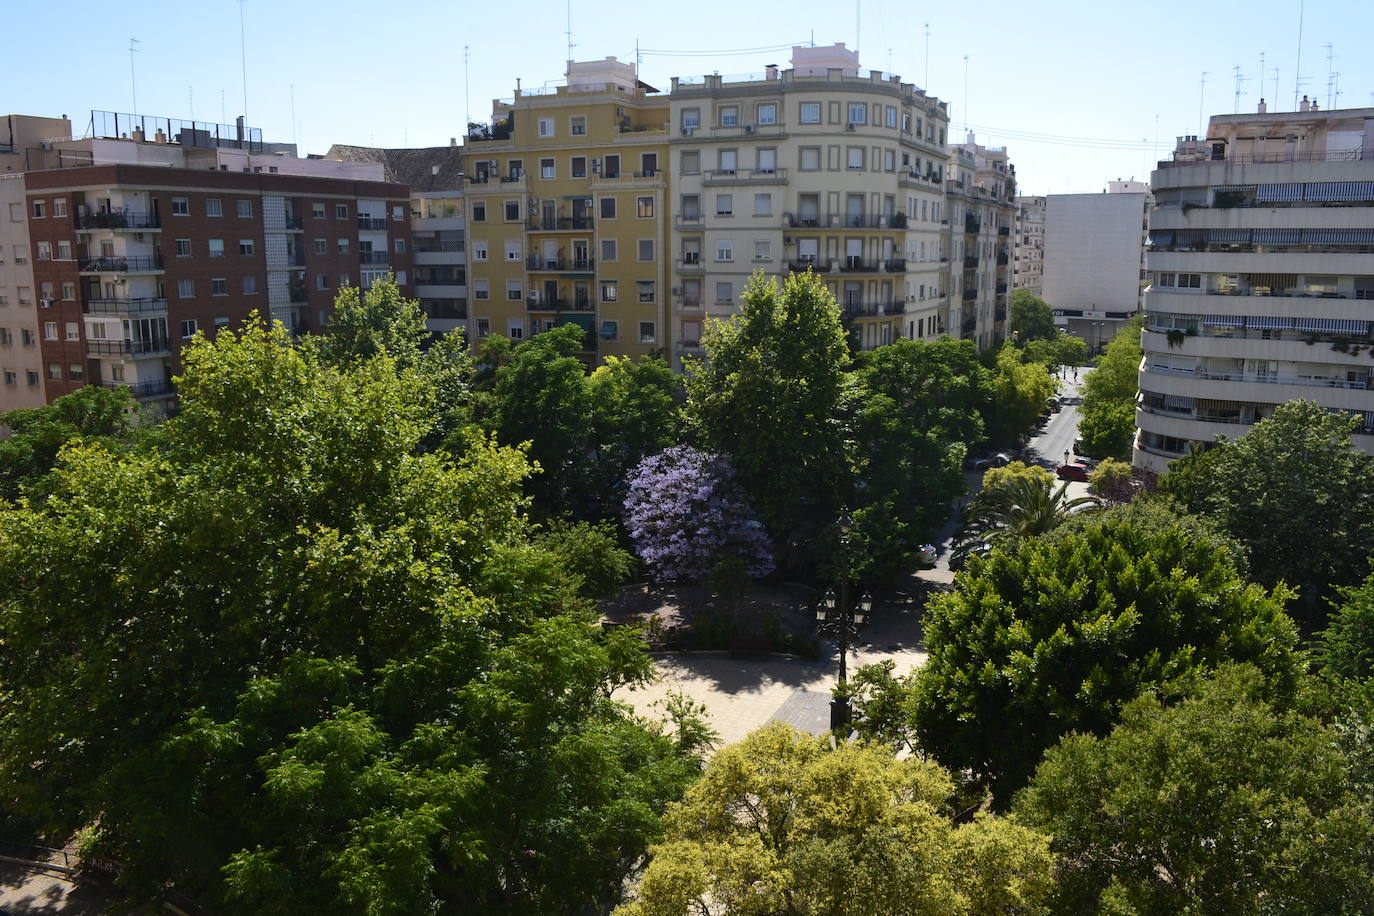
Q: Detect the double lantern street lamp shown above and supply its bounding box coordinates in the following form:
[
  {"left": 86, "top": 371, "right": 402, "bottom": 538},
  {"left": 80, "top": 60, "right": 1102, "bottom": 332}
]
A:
[{"left": 816, "top": 510, "right": 873, "bottom": 734}]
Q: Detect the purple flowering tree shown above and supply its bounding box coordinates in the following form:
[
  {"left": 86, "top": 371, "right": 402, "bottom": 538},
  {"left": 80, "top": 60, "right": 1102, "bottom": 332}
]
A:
[{"left": 624, "top": 445, "right": 775, "bottom": 582}]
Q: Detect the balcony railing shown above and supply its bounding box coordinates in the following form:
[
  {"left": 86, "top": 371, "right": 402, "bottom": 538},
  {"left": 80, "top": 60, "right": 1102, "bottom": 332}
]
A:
[
  {"left": 961, "top": 317, "right": 978, "bottom": 334},
  {"left": 1145, "top": 363, "right": 1373, "bottom": 390},
  {"left": 87, "top": 338, "right": 171, "bottom": 357},
  {"left": 702, "top": 167, "right": 788, "bottom": 184},
  {"left": 357, "top": 217, "right": 389, "bottom": 231},
  {"left": 85, "top": 297, "right": 168, "bottom": 315},
  {"left": 996, "top": 283, "right": 1008, "bottom": 294},
  {"left": 788, "top": 258, "right": 829, "bottom": 273},
  {"left": 283, "top": 216, "right": 304, "bottom": 230},
  {"left": 884, "top": 258, "right": 907, "bottom": 272},
  {"left": 965, "top": 216, "right": 982, "bottom": 234},
  {"left": 962, "top": 288, "right": 978, "bottom": 301},
  {"left": 963, "top": 255, "right": 980, "bottom": 268},
  {"left": 360, "top": 251, "right": 390, "bottom": 265},
  {"left": 675, "top": 214, "right": 704, "bottom": 228},
  {"left": 678, "top": 296, "right": 702, "bottom": 310},
  {"left": 526, "top": 216, "right": 595, "bottom": 231},
  {"left": 76, "top": 208, "right": 160, "bottom": 230},
  {"left": 839, "top": 258, "right": 881, "bottom": 272},
  {"left": 998, "top": 226, "right": 1010, "bottom": 236},
  {"left": 92, "top": 378, "right": 175, "bottom": 398},
  {"left": 784, "top": 212, "right": 908, "bottom": 229},
  {"left": 526, "top": 256, "right": 595, "bottom": 271},
  {"left": 997, "top": 253, "right": 1009, "bottom": 266},
  {"left": 995, "top": 308, "right": 1008, "bottom": 321},
  {"left": 526, "top": 295, "right": 593, "bottom": 312},
  {"left": 414, "top": 240, "right": 465, "bottom": 253},
  {"left": 78, "top": 254, "right": 163, "bottom": 272}
]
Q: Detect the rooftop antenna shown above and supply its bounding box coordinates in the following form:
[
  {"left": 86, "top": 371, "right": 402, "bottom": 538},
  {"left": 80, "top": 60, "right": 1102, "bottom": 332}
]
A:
[
  {"left": 1270, "top": 66, "right": 1281, "bottom": 108},
  {"left": 289, "top": 84, "right": 297, "bottom": 148},
  {"left": 238, "top": 0, "right": 249, "bottom": 120},
  {"left": 923, "top": 23, "right": 930, "bottom": 88},
  {"left": 188, "top": 85, "right": 194, "bottom": 120},
  {"left": 463, "top": 46, "right": 471, "bottom": 132},
  {"left": 566, "top": 0, "right": 573, "bottom": 62},
  {"left": 1198, "top": 70, "right": 1209, "bottom": 136},
  {"left": 221, "top": 89, "right": 226, "bottom": 125},
  {"left": 128, "top": 38, "right": 140, "bottom": 117},
  {"left": 855, "top": 0, "right": 860, "bottom": 58},
  {"left": 1324, "top": 43, "right": 1339, "bottom": 109},
  {"left": 962, "top": 53, "right": 970, "bottom": 134},
  {"left": 1292, "top": 0, "right": 1305, "bottom": 110},
  {"left": 1258, "top": 50, "right": 1265, "bottom": 104},
  {"left": 1232, "top": 65, "right": 1248, "bottom": 113}
]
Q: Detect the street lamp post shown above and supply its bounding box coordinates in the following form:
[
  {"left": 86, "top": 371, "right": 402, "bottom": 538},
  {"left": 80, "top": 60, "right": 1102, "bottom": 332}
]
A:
[{"left": 817, "top": 511, "right": 873, "bottom": 734}]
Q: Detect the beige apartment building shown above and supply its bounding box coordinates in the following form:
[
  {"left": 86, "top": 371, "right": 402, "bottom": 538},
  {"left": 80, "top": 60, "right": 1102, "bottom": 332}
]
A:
[
  {"left": 462, "top": 58, "right": 671, "bottom": 359},
  {"left": 944, "top": 135, "right": 1016, "bottom": 349},
  {"left": 1135, "top": 104, "right": 1374, "bottom": 471},
  {"left": 667, "top": 43, "right": 951, "bottom": 364},
  {"left": 1013, "top": 194, "right": 1045, "bottom": 297}
]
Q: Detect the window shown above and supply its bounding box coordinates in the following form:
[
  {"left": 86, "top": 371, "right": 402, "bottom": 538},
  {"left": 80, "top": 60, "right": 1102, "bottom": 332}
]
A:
[
  {"left": 25, "top": 370, "right": 39, "bottom": 387},
  {"left": 847, "top": 147, "right": 865, "bottom": 170},
  {"left": 716, "top": 194, "right": 733, "bottom": 217},
  {"left": 571, "top": 156, "right": 587, "bottom": 178},
  {"left": 600, "top": 239, "right": 616, "bottom": 261},
  {"left": 506, "top": 280, "right": 523, "bottom": 301},
  {"left": 885, "top": 106, "right": 898, "bottom": 128},
  {"left": 641, "top": 152, "right": 658, "bottom": 175},
  {"left": 2, "top": 370, "right": 13, "bottom": 386},
  {"left": 171, "top": 197, "right": 190, "bottom": 216},
  {"left": 638, "top": 239, "right": 654, "bottom": 261},
  {"left": 109, "top": 364, "right": 125, "bottom": 382},
  {"left": 847, "top": 103, "right": 867, "bottom": 125},
  {"left": 0, "top": 329, "right": 8, "bottom": 344},
  {"left": 884, "top": 149, "right": 896, "bottom": 172},
  {"left": 40, "top": 282, "right": 53, "bottom": 302},
  {"left": 35, "top": 241, "right": 51, "bottom": 260},
  {"left": 756, "top": 147, "right": 777, "bottom": 173},
  {"left": 681, "top": 108, "right": 700, "bottom": 130},
  {"left": 570, "top": 116, "right": 586, "bottom": 136},
  {"left": 719, "top": 105, "right": 739, "bottom": 127},
  {"left": 540, "top": 158, "right": 555, "bottom": 179},
  {"left": 753, "top": 240, "right": 771, "bottom": 261},
  {"left": 339, "top": 273, "right": 351, "bottom": 287},
  {"left": 681, "top": 150, "right": 700, "bottom": 175},
  {"left": 61, "top": 282, "right": 74, "bottom": 300},
  {"left": 48, "top": 363, "right": 62, "bottom": 381},
  {"left": 718, "top": 149, "right": 738, "bottom": 174},
  {"left": 58, "top": 240, "right": 72, "bottom": 260},
  {"left": 508, "top": 159, "right": 524, "bottom": 178},
  {"left": 175, "top": 238, "right": 192, "bottom": 257},
  {"left": 757, "top": 103, "right": 777, "bottom": 125},
  {"left": 473, "top": 279, "right": 489, "bottom": 300},
  {"left": 68, "top": 363, "right": 84, "bottom": 381},
  {"left": 799, "top": 146, "right": 821, "bottom": 171},
  {"left": 507, "top": 320, "right": 523, "bottom": 341},
  {"left": 214, "top": 317, "right": 231, "bottom": 329},
  {"left": 211, "top": 278, "right": 228, "bottom": 296},
  {"left": 600, "top": 280, "right": 618, "bottom": 302},
  {"left": 336, "top": 204, "right": 349, "bottom": 219},
  {"left": 716, "top": 240, "right": 734, "bottom": 262},
  {"left": 181, "top": 319, "right": 199, "bottom": 338},
  {"left": 239, "top": 239, "right": 255, "bottom": 256},
  {"left": 902, "top": 111, "right": 912, "bottom": 132},
  {"left": 31, "top": 200, "right": 45, "bottom": 218},
  {"left": 317, "top": 273, "right": 330, "bottom": 290},
  {"left": 52, "top": 198, "right": 68, "bottom": 218},
  {"left": 800, "top": 102, "right": 821, "bottom": 123},
  {"left": 637, "top": 281, "right": 655, "bottom": 303},
  {"left": 504, "top": 240, "right": 522, "bottom": 261},
  {"left": 600, "top": 198, "right": 616, "bottom": 219},
  {"left": 394, "top": 238, "right": 405, "bottom": 254},
  {"left": 43, "top": 321, "right": 57, "bottom": 341},
  {"left": 637, "top": 196, "right": 654, "bottom": 218},
  {"left": 237, "top": 199, "right": 253, "bottom": 218},
  {"left": 314, "top": 238, "right": 327, "bottom": 255},
  {"left": 243, "top": 276, "right": 258, "bottom": 294},
  {"left": 64, "top": 321, "right": 79, "bottom": 341},
  {"left": 538, "top": 117, "right": 554, "bottom": 137},
  {"left": 21, "top": 329, "right": 33, "bottom": 345},
  {"left": 14, "top": 245, "right": 26, "bottom": 264},
  {"left": 475, "top": 318, "right": 490, "bottom": 338},
  {"left": 471, "top": 241, "right": 488, "bottom": 261},
  {"left": 312, "top": 202, "right": 326, "bottom": 219},
  {"left": 206, "top": 198, "right": 223, "bottom": 217},
  {"left": 471, "top": 201, "right": 486, "bottom": 222},
  {"left": 337, "top": 238, "right": 350, "bottom": 255},
  {"left": 504, "top": 200, "right": 520, "bottom": 221},
  {"left": 638, "top": 321, "right": 656, "bottom": 344},
  {"left": 600, "top": 320, "right": 619, "bottom": 341},
  {"left": 393, "top": 206, "right": 404, "bottom": 222},
  {"left": 17, "top": 285, "right": 30, "bottom": 302},
  {"left": 754, "top": 193, "right": 772, "bottom": 217},
  {"left": 178, "top": 279, "right": 195, "bottom": 298},
  {"left": 208, "top": 239, "right": 225, "bottom": 258}
]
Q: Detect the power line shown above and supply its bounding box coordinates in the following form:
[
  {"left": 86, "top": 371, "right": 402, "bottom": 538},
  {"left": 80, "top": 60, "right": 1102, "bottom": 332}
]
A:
[{"left": 637, "top": 41, "right": 807, "bottom": 58}]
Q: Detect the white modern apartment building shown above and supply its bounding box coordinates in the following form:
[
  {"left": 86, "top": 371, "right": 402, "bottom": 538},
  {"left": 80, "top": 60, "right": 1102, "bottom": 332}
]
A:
[
  {"left": 667, "top": 43, "right": 952, "bottom": 363},
  {"left": 1134, "top": 104, "right": 1374, "bottom": 472},
  {"left": 1013, "top": 194, "right": 1045, "bottom": 297},
  {"left": 944, "top": 135, "right": 1016, "bottom": 349},
  {"left": 1042, "top": 185, "right": 1149, "bottom": 352}
]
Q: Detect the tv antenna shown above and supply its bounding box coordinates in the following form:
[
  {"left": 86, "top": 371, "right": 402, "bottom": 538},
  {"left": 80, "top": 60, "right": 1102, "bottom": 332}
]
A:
[
  {"left": 238, "top": 0, "right": 249, "bottom": 120},
  {"left": 128, "top": 38, "right": 140, "bottom": 117},
  {"left": 1292, "top": 0, "right": 1305, "bottom": 109},
  {"left": 1198, "top": 70, "right": 1209, "bottom": 136},
  {"left": 923, "top": 23, "right": 930, "bottom": 88},
  {"left": 1324, "top": 43, "right": 1338, "bottom": 108},
  {"left": 1232, "top": 65, "right": 1248, "bottom": 113}
]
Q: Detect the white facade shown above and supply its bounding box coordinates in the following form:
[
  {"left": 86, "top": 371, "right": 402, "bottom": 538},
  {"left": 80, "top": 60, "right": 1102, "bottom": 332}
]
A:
[
  {"left": 1042, "top": 189, "right": 1149, "bottom": 352},
  {"left": 410, "top": 191, "right": 468, "bottom": 336},
  {"left": 1134, "top": 106, "right": 1374, "bottom": 472}
]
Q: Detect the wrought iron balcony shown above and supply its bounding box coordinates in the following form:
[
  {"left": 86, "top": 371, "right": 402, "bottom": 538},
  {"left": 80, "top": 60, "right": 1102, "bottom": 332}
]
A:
[
  {"left": 76, "top": 208, "right": 160, "bottom": 230},
  {"left": 788, "top": 258, "right": 829, "bottom": 273},
  {"left": 359, "top": 251, "right": 390, "bottom": 265},
  {"left": 78, "top": 254, "right": 164, "bottom": 272},
  {"left": 526, "top": 215, "right": 595, "bottom": 231}
]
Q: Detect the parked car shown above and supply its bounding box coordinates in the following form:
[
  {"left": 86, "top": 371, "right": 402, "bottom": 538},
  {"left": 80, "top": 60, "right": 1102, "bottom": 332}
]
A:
[
  {"left": 973, "top": 452, "right": 1012, "bottom": 471},
  {"left": 1056, "top": 461, "right": 1092, "bottom": 482},
  {"left": 916, "top": 544, "right": 938, "bottom": 567}
]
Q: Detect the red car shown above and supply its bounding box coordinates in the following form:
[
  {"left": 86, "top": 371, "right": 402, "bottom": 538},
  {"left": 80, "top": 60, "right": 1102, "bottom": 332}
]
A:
[{"left": 1056, "top": 462, "right": 1092, "bottom": 482}]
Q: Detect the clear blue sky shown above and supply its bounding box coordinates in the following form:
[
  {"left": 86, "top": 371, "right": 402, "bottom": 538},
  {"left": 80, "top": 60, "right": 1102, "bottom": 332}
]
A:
[{"left": 8, "top": 0, "right": 1373, "bottom": 194}]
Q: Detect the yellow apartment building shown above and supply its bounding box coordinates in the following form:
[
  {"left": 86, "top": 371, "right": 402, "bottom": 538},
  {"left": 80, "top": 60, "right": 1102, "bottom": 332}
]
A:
[{"left": 462, "top": 57, "right": 671, "bottom": 360}]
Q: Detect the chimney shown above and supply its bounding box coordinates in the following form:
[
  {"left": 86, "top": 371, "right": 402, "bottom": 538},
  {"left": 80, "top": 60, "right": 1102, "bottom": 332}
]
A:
[
  {"left": 449, "top": 137, "right": 457, "bottom": 149},
  {"left": 1257, "top": 98, "right": 1267, "bottom": 114},
  {"left": 765, "top": 64, "right": 779, "bottom": 80},
  {"left": 1311, "top": 99, "right": 1319, "bottom": 111},
  {"left": 1300, "top": 95, "right": 1311, "bottom": 112}
]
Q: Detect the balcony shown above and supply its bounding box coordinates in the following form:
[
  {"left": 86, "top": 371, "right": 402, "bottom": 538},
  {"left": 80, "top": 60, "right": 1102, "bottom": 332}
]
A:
[
  {"left": 84, "top": 297, "right": 168, "bottom": 316},
  {"left": 78, "top": 254, "right": 163, "bottom": 273},
  {"left": 963, "top": 255, "right": 980, "bottom": 269},
  {"left": 526, "top": 256, "right": 595, "bottom": 272},
  {"left": 75, "top": 208, "right": 160, "bottom": 231},
  {"left": 702, "top": 168, "right": 788, "bottom": 186},
  {"left": 678, "top": 254, "right": 704, "bottom": 272},
  {"left": 526, "top": 295, "right": 593, "bottom": 312},
  {"left": 998, "top": 226, "right": 1010, "bottom": 236},
  {"left": 995, "top": 307, "right": 1008, "bottom": 321},
  {"left": 884, "top": 258, "right": 907, "bottom": 272},
  {"left": 357, "top": 217, "right": 389, "bottom": 231},
  {"left": 526, "top": 215, "right": 595, "bottom": 231},
  {"left": 283, "top": 216, "right": 305, "bottom": 231},
  {"left": 788, "top": 258, "right": 829, "bottom": 273},
  {"left": 965, "top": 216, "right": 981, "bottom": 234},
  {"left": 675, "top": 214, "right": 704, "bottom": 229},
  {"left": 962, "top": 317, "right": 978, "bottom": 334},
  {"left": 360, "top": 251, "right": 390, "bottom": 265},
  {"left": 784, "top": 213, "right": 907, "bottom": 230},
  {"left": 91, "top": 378, "right": 175, "bottom": 399},
  {"left": 997, "top": 253, "right": 1009, "bottom": 266},
  {"left": 962, "top": 288, "right": 978, "bottom": 301},
  {"left": 839, "top": 258, "right": 881, "bottom": 273},
  {"left": 87, "top": 338, "right": 171, "bottom": 358},
  {"left": 996, "top": 283, "right": 1008, "bottom": 294},
  {"left": 677, "top": 296, "right": 702, "bottom": 311}
]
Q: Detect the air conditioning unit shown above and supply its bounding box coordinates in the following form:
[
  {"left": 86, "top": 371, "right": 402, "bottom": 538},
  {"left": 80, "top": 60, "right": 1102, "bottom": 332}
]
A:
[
  {"left": 487, "top": 160, "right": 498, "bottom": 169},
  {"left": 671, "top": 287, "right": 682, "bottom": 295},
  {"left": 846, "top": 123, "right": 857, "bottom": 131},
  {"left": 744, "top": 125, "right": 755, "bottom": 134},
  {"left": 591, "top": 158, "right": 601, "bottom": 166},
  {"left": 681, "top": 127, "right": 695, "bottom": 136},
  {"left": 40, "top": 298, "right": 54, "bottom": 308}
]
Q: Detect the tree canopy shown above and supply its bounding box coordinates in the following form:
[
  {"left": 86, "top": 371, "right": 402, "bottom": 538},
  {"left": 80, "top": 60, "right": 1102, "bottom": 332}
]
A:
[
  {"left": 982, "top": 345, "right": 1056, "bottom": 447},
  {"left": 616, "top": 723, "right": 1056, "bottom": 916},
  {"left": 1077, "top": 315, "right": 1142, "bottom": 459},
  {"left": 0, "top": 384, "right": 139, "bottom": 499},
  {"left": 1016, "top": 665, "right": 1374, "bottom": 914},
  {"left": 1010, "top": 290, "right": 1057, "bottom": 342},
  {"left": 0, "top": 318, "right": 708, "bottom": 912}
]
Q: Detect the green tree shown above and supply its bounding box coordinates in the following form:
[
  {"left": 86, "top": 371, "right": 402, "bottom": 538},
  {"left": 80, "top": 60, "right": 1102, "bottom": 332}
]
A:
[
  {"left": 1087, "top": 456, "right": 1136, "bottom": 502},
  {"left": 982, "top": 344, "right": 1056, "bottom": 447},
  {"left": 0, "top": 320, "right": 708, "bottom": 912},
  {"left": 533, "top": 518, "right": 638, "bottom": 600},
  {"left": 1010, "top": 290, "right": 1057, "bottom": 342},
  {"left": 1016, "top": 666, "right": 1374, "bottom": 914},
  {"left": 982, "top": 459, "right": 1055, "bottom": 491},
  {"left": 1161, "top": 399, "right": 1374, "bottom": 623},
  {"left": 1021, "top": 332, "right": 1087, "bottom": 374},
  {"left": 1077, "top": 315, "right": 1142, "bottom": 459},
  {"left": 952, "top": 474, "right": 1099, "bottom": 567},
  {"left": 687, "top": 272, "right": 855, "bottom": 574},
  {"left": 0, "top": 384, "right": 139, "bottom": 499},
  {"left": 615, "top": 724, "right": 1055, "bottom": 916},
  {"left": 315, "top": 275, "right": 430, "bottom": 369},
  {"left": 909, "top": 503, "right": 1301, "bottom": 805},
  {"left": 586, "top": 354, "right": 683, "bottom": 516},
  {"left": 1315, "top": 567, "right": 1374, "bottom": 685}
]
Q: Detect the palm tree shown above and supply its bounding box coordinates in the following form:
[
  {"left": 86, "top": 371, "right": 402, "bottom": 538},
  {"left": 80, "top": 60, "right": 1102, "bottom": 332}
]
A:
[{"left": 951, "top": 475, "right": 1101, "bottom": 567}]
